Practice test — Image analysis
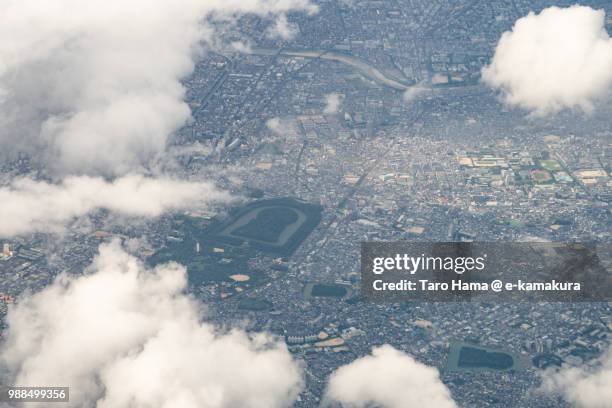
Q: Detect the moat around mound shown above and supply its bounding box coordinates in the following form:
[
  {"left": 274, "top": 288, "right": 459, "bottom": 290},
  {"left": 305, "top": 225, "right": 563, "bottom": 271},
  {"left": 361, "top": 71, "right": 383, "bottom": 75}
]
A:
[
  {"left": 148, "top": 198, "right": 322, "bottom": 287},
  {"left": 208, "top": 198, "right": 322, "bottom": 256}
]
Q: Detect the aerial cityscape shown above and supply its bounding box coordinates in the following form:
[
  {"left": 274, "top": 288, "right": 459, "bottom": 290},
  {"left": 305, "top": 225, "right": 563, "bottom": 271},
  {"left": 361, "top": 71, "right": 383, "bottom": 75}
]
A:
[{"left": 0, "top": 0, "right": 611, "bottom": 407}]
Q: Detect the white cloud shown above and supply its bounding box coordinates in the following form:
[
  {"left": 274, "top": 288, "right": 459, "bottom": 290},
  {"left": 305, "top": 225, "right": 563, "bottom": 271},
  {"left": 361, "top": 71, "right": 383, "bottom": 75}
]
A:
[
  {"left": 482, "top": 5, "right": 612, "bottom": 116},
  {"left": 0, "top": 175, "right": 230, "bottom": 237},
  {"left": 266, "top": 117, "right": 283, "bottom": 133},
  {"left": 541, "top": 349, "right": 612, "bottom": 408},
  {"left": 403, "top": 82, "right": 429, "bottom": 104},
  {"left": 267, "top": 14, "right": 299, "bottom": 40},
  {"left": 265, "top": 117, "right": 298, "bottom": 138},
  {"left": 0, "top": 0, "right": 317, "bottom": 175},
  {"left": 0, "top": 240, "right": 303, "bottom": 408},
  {"left": 167, "top": 142, "right": 214, "bottom": 159},
  {"left": 324, "top": 345, "right": 457, "bottom": 408},
  {"left": 0, "top": 0, "right": 318, "bottom": 235},
  {"left": 230, "top": 40, "right": 253, "bottom": 53},
  {"left": 323, "top": 93, "right": 342, "bottom": 114}
]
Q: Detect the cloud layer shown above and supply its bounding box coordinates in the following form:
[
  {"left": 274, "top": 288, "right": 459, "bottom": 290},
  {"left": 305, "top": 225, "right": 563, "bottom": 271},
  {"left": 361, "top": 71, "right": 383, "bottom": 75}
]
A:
[
  {"left": 0, "top": 0, "right": 316, "bottom": 175},
  {"left": 0, "top": 175, "right": 229, "bottom": 237},
  {"left": 323, "top": 93, "right": 342, "bottom": 114},
  {"left": 267, "top": 14, "right": 299, "bottom": 40},
  {"left": 0, "top": 241, "right": 303, "bottom": 408},
  {"left": 403, "top": 82, "right": 429, "bottom": 104},
  {"left": 0, "top": 0, "right": 317, "bottom": 235},
  {"left": 324, "top": 345, "right": 457, "bottom": 408},
  {"left": 482, "top": 5, "right": 612, "bottom": 116},
  {"left": 541, "top": 349, "right": 612, "bottom": 408}
]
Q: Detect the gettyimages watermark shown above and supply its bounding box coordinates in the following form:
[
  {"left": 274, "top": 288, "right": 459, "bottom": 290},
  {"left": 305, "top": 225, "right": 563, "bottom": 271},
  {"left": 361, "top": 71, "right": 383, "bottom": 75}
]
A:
[{"left": 361, "top": 242, "right": 612, "bottom": 302}]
